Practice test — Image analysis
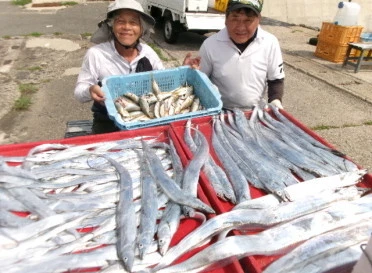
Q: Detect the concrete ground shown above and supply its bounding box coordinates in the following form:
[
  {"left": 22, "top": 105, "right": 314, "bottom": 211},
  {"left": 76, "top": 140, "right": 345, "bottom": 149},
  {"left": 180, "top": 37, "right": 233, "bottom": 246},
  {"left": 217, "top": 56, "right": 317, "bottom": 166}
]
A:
[{"left": 0, "top": 1, "right": 371, "bottom": 171}]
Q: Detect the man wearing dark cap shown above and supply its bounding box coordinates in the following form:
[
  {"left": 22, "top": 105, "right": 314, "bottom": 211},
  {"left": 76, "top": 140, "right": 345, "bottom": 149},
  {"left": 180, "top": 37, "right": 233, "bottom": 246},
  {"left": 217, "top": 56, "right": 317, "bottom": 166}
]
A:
[{"left": 186, "top": 0, "right": 285, "bottom": 110}]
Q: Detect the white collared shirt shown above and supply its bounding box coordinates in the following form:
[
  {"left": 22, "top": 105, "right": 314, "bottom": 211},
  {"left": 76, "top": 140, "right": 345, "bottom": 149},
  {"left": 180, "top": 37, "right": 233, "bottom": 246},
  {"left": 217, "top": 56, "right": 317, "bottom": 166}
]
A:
[
  {"left": 199, "top": 26, "right": 285, "bottom": 109},
  {"left": 74, "top": 39, "right": 164, "bottom": 103}
]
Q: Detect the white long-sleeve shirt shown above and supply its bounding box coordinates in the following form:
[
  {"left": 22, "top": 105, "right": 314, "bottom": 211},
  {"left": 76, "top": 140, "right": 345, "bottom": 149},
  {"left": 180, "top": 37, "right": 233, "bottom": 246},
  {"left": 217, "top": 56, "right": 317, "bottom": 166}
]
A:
[{"left": 74, "top": 39, "right": 164, "bottom": 103}]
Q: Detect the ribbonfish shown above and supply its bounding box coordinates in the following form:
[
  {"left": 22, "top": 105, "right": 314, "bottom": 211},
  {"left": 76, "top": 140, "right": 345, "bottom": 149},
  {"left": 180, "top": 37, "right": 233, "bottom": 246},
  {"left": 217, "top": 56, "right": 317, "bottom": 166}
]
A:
[
  {"left": 181, "top": 126, "right": 210, "bottom": 217},
  {"left": 152, "top": 186, "right": 366, "bottom": 271},
  {"left": 263, "top": 220, "right": 372, "bottom": 273},
  {"left": 212, "top": 119, "right": 251, "bottom": 204},
  {"left": 137, "top": 151, "right": 159, "bottom": 260},
  {"left": 100, "top": 154, "right": 136, "bottom": 272},
  {"left": 141, "top": 140, "right": 215, "bottom": 215},
  {"left": 154, "top": 194, "right": 372, "bottom": 273},
  {"left": 184, "top": 119, "right": 236, "bottom": 204}
]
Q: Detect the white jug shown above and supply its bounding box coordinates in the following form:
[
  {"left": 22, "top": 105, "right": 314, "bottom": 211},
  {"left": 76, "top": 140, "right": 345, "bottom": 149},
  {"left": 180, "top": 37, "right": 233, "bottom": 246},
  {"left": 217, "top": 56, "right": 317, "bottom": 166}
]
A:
[
  {"left": 334, "top": 1, "right": 361, "bottom": 26},
  {"left": 366, "top": 15, "right": 372, "bottom": 32}
]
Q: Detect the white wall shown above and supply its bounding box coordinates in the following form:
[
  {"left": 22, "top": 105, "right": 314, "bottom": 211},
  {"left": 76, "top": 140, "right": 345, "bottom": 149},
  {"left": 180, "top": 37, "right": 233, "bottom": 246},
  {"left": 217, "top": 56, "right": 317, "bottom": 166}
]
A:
[{"left": 262, "top": 0, "right": 372, "bottom": 32}]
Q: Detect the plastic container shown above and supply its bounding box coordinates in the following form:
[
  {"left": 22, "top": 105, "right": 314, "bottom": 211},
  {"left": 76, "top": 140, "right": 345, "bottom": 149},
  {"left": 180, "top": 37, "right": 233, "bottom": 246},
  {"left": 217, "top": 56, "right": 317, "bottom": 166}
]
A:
[
  {"left": 365, "top": 15, "right": 372, "bottom": 33},
  {"left": 315, "top": 39, "right": 357, "bottom": 63},
  {"left": 214, "top": 0, "right": 228, "bottom": 12},
  {"left": 360, "top": 32, "right": 372, "bottom": 43},
  {"left": 334, "top": 1, "right": 361, "bottom": 26},
  {"left": 318, "top": 22, "right": 363, "bottom": 45},
  {"left": 102, "top": 66, "right": 223, "bottom": 130}
]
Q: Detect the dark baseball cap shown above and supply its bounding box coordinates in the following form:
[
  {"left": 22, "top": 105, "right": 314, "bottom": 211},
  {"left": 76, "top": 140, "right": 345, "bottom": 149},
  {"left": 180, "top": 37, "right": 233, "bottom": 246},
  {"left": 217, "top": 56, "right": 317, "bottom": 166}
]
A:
[{"left": 226, "top": 0, "right": 263, "bottom": 15}]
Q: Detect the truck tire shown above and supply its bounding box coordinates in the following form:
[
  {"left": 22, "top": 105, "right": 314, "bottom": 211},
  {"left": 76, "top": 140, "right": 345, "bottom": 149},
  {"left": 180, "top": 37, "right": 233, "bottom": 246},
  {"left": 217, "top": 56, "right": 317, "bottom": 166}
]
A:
[{"left": 163, "top": 17, "right": 180, "bottom": 44}]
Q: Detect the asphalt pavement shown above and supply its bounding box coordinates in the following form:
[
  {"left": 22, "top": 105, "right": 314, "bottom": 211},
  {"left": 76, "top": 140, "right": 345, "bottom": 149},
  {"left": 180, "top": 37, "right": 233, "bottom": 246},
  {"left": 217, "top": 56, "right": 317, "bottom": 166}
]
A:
[{"left": 0, "top": 1, "right": 371, "bottom": 170}]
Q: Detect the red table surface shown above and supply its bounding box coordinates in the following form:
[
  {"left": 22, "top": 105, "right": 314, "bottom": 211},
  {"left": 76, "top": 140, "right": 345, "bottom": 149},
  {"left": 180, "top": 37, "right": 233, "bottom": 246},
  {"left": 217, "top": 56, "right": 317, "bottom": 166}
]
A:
[
  {"left": 170, "top": 109, "right": 372, "bottom": 273},
  {"left": 2, "top": 110, "right": 371, "bottom": 273},
  {"left": 0, "top": 124, "right": 244, "bottom": 273}
]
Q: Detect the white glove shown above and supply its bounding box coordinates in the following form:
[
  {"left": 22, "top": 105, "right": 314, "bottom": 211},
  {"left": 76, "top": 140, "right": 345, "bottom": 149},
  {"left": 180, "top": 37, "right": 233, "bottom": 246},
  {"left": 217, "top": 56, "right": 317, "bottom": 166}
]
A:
[{"left": 269, "top": 99, "right": 283, "bottom": 109}]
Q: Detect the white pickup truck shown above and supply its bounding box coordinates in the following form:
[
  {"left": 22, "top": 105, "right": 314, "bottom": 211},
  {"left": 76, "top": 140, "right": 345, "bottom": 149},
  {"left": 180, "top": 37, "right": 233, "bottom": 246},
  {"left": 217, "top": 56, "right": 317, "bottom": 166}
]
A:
[{"left": 145, "top": 0, "right": 226, "bottom": 43}]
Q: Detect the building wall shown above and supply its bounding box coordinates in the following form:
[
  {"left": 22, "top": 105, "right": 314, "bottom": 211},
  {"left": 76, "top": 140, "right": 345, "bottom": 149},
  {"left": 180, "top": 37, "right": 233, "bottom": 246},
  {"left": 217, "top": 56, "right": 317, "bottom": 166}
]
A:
[
  {"left": 262, "top": 0, "right": 372, "bottom": 32},
  {"left": 139, "top": 0, "right": 372, "bottom": 32},
  {"left": 30, "top": 0, "right": 372, "bottom": 31}
]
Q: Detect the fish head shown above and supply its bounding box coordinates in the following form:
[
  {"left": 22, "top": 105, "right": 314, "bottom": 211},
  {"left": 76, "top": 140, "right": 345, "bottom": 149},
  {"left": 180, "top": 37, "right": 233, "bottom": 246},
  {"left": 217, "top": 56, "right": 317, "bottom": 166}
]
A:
[
  {"left": 137, "top": 237, "right": 152, "bottom": 260},
  {"left": 157, "top": 226, "right": 172, "bottom": 256},
  {"left": 121, "top": 249, "right": 135, "bottom": 272}
]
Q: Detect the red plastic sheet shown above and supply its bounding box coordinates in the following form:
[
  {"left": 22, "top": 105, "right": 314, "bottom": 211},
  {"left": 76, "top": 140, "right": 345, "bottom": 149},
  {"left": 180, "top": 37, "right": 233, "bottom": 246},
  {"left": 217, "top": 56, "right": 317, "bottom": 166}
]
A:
[
  {"left": 170, "top": 109, "right": 372, "bottom": 273},
  {"left": 0, "top": 125, "right": 244, "bottom": 273},
  {"left": 2, "top": 110, "right": 371, "bottom": 273}
]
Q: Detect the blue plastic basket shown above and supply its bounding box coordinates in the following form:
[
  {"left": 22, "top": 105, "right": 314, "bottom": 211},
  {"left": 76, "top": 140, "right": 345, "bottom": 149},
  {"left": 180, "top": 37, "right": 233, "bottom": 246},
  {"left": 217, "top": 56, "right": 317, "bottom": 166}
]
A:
[
  {"left": 102, "top": 66, "right": 222, "bottom": 130},
  {"left": 360, "top": 32, "right": 372, "bottom": 43}
]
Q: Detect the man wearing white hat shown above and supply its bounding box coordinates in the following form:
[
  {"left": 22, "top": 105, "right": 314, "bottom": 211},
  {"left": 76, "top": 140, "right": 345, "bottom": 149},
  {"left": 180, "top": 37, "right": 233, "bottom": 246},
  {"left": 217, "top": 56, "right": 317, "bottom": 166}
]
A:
[{"left": 74, "top": 0, "right": 164, "bottom": 134}]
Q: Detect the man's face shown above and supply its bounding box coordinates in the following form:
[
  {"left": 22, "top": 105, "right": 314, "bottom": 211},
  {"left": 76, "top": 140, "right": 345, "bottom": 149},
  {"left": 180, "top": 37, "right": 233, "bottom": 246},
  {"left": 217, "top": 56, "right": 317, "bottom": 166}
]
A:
[
  {"left": 113, "top": 10, "right": 142, "bottom": 46},
  {"left": 225, "top": 9, "right": 260, "bottom": 44}
]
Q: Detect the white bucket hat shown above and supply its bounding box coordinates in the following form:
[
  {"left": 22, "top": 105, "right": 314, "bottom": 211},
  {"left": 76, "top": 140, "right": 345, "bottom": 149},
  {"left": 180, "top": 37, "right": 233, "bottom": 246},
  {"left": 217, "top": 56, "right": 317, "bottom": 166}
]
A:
[{"left": 91, "top": 0, "right": 155, "bottom": 44}]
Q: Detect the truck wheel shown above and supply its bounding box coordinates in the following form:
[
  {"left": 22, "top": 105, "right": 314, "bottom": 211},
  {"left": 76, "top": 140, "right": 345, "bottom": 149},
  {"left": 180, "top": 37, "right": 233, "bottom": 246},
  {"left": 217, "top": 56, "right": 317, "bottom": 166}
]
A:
[{"left": 163, "top": 17, "right": 180, "bottom": 44}]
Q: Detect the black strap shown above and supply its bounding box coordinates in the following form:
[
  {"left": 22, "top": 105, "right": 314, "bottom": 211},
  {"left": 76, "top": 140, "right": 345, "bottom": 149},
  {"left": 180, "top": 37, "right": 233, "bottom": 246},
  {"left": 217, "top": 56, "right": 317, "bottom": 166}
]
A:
[{"left": 136, "top": 57, "right": 153, "bottom": 72}]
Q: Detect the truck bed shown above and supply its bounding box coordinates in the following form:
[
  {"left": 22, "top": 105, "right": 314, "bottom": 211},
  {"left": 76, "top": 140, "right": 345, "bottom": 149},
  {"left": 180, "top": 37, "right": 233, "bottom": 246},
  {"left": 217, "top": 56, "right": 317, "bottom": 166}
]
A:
[{"left": 185, "top": 7, "right": 225, "bottom": 14}]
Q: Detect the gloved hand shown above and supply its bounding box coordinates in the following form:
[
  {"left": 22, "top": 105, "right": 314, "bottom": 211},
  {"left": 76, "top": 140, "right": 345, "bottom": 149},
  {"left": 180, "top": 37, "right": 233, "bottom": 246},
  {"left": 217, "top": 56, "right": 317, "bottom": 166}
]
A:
[{"left": 269, "top": 99, "right": 283, "bottom": 109}]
